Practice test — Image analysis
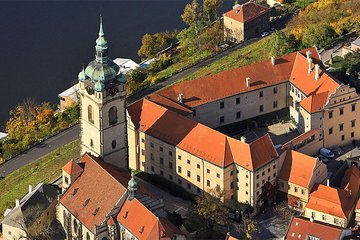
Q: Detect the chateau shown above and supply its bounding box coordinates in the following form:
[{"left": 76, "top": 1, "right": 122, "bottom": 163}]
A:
[{"left": 55, "top": 15, "right": 360, "bottom": 240}]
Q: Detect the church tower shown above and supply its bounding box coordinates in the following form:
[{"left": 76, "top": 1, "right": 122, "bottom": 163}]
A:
[{"left": 78, "top": 16, "right": 127, "bottom": 169}]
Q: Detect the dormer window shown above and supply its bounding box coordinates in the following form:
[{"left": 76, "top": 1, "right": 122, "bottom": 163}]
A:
[{"left": 139, "top": 226, "right": 145, "bottom": 233}]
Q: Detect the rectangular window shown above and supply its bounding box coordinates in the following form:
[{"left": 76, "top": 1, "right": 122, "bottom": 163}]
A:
[
  {"left": 294, "top": 187, "right": 298, "bottom": 192},
  {"left": 151, "top": 166, "right": 154, "bottom": 172},
  {"left": 329, "top": 127, "right": 333, "bottom": 135},
  {"left": 301, "top": 189, "right": 305, "bottom": 195},
  {"left": 236, "top": 111, "right": 241, "bottom": 119},
  {"left": 207, "top": 180, "right": 210, "bottom": 187},
  {"left": 329, "top": 111, "right": 333, "bottom": 119},
  {"left": 273, "top": 87, "right": 277, "bottom": 94},
  {"left": 352, "top": 104, "right": 356, "bottom": 112},
  {"left": 160, "top": 158, "right": 164, "bottom": 164},
  {"left": 141, "top": 138, "right": 145, "bottom": 143},
  {"left": 334, "top": 218, "right": 339, "bottom": 224},
  {"left": 230, "top": 171, "right": 233, "bottom": 176},
  {"left": 197, "top": 164, "right": 200, "bottom": 169},
  {"left": 178, "top": 166, "right": 182, "bottom": 173},
  {"left": 220, "top": 101, "right": 224, "bottom": 109},
  {"left": 197, "top": 175, "right": 200, "bottom": 182},
  {"left": 351, "top": 120, "right": 356, "bottom": 128},
  {"left": 150, "top": 153, "right": 154, "bottom": 160},
  {"left": 216, "top": 173, "right": 220, "bottom": 178},
  {"left": 169, "top": 151, "right": 172, "bottom": 156},
  {"left": 236, "top": 97, "right": 240, "bottom": 104},
  {"left": 159, "top": 146, "right": 163, "bottom": 152},
  {"left": 273, "top": 101, "right": 278, "bottom": 108},
  {"left": 150, "top": 142, "right": 154, "bottom": 148},
  {"left": 206, "top": 169, "right": 210, "bottom": 174},
  {"left": 340, "top": 108, "right": 344, "bottom": 115},
  {"left": 187, "top": 159, "right": 191, "bottom": 164},
  {"left": 187, "top": 171, "right": 191, "bottom": 177},
  {"left": 178, "top": 155, "right": 181, "bottom": 160},
  {"left": 341, "top": 135, "right": 345, "bottom": 141},
  {"left": 220, "top": 116, "right": 224, "bottom": 123},
  {"left": 259, "top": 91, "right": 263, "bottom": 98},
  {"left": 169, "top": 162, "right": 173, "bottom": 169},
  {"left": 230, "top": 181, "right": 234, "bottom": 189},
  {"left": 259, "top": 105, "right": 264, "bottom": 112},
  {"left": 141, "top": 149, "right": 145, "bottom": 156},
  {"left": 351, "top": 132, "right": 355, "bottom": 138},
  {"left": 339, "top": 123, "right": 344, "bottom": 131},
  {"left": 322, "top": 215, "right": 326, "bottom": 221}
]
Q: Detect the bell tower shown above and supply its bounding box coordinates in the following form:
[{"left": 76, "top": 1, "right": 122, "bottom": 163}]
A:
[{"left": 78, "top": 16, "right": 128, "bottom": 169}]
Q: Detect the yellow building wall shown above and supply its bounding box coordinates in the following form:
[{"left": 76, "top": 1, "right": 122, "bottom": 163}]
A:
[
  {"left": 223, "top": 16, "right": 244, "bottom": 42},
  {"left": 304, "top": 207, "right": 348, "bottom": 228}
]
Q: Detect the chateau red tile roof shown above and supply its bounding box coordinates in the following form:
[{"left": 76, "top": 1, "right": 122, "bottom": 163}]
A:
[
  {"left": 224, "top": 2, "right": 269, "bottom": 23},
  {"left": 146, "top": 94, "right": 193, "bottom": 116},
  {"left": 278, "top": 150, "right": 320, "bottom": 188},
  {"left": 60, "top": 154, "right": 128, "bottom": 233},
  {"left": 305, "top": 184, "right": 355, "bottom": 219},
  {"left": 299, "top": 91, "right": 329, "bottom": 113},
  {"left": 156, "top": 52, "right": 297, "bottom": 108},
  {"left": 62, "top": 159, "right": 83, "bottom": 175},
  {"left": 127, "top": 99, "right": 277, "bottom": 171},
  {"left": 117, "top": 198, "right": 181, "bottom": 240},
  {"left": 341, "top": 165, "right": 360, "bottom": 195},
  {"left": 283, "top": 129, "right": 320, "bottom": 150},
  {"left": 285, "top": 216, "right": 346, "bottom": 240},
  {"left": 289, "top": 51, "right": 340, "bottom": 97}
]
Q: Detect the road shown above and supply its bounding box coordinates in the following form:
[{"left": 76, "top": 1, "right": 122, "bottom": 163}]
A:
[{"left": 0, "top": 124, "right": 79, "bottom": 177}]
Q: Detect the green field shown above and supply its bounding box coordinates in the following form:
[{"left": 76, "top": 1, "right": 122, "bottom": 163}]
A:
[
  {"left": 175, "top": 37, "right": 273, "bottom": 83},
  {"left": 0, "top": 139, "right": 80, "bottom": 219}
]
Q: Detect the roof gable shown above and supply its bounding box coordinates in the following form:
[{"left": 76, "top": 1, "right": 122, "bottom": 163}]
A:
[
  {"left": 63, "top": 159, "right": 83, "bottom": 175},
  {"left": 299, "top": 91, "right": 329, "bottom": 113}
]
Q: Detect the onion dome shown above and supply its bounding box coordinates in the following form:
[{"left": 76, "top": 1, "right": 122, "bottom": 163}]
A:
[
  {"left": 78, "top": 66, "right": 87, "bottom": 81},
  {"left": 94, "top": 80, "right": 105, "bottom": 92},
  {"left": 85, "top": 61, "right": 119, "bottom": 84}
]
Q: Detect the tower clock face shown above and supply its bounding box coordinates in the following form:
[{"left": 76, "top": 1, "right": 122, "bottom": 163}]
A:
[
  {"left": 108, "top": 87, "right": 118, "bottom": 96},
  {"left": 86, "top": 86, "right": 94, "bottom": 95}
]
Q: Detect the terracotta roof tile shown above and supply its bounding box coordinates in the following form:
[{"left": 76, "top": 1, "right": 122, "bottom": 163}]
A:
[
  {"left": 306, "top": 184, "right": 355, "bottom": 219},
  {"left": 278, "top": 150, "right": 319, "bottom": 188},
  {"left": 146, "top": 94, "right": 193, "bottom": 116},
  {"left": 224, "top": 2, "right": 269, "bottom": 23},
  {"left": 60, "top": 154, "right": 128, "bottom": 233},
  {"left": 341, "top": 165, "right": 360, "bottom": 196},
  {"left": 156, "top": 52, "right": 297, "bottom": 108},
  {"left": 285, "top": 216, "right": 345, "bottom": 240},
  {"left": 127, "top": 99, "right": 277, "bottom": 170},
  {"left": 62, "top": 159, "right": 83, "bottom": 175},
  {"left": 299, "top": 91, "right": 329, "bottom": 113},
  {"left": 283, "top": 129, "right": 320, "bottom": 149},
  {"left": 117, "top": 198, "right": 180, "bottom": 240}
]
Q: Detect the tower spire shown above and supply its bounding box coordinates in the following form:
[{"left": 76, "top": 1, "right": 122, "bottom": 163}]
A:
[{"left": 99, "top": 14, "right": 104, "bottom": 37}]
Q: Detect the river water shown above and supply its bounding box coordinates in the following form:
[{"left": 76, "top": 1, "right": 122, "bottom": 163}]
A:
[{"left": 0, "top": 0, "right": 235, "bottom": 128}]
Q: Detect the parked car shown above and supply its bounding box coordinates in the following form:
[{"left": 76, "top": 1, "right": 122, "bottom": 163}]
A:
[
  {"left": 269, "top": 28, "right": 276, "bottom": 33},
  {"left": 318, "top": 155, "right": 329, "bottom": 163},
  {"left": 319, "top": 148, "right": 335, "bottom": 158},
  {"left": 331, "top": 148, "right": 343, "bottom": 155},
  {"left": 261, "top": 31, "right": 270, "bottom": 37}
]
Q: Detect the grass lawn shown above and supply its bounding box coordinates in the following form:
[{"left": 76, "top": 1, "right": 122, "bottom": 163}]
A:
[
  {"left": 0, "top": 139, "right": 80, "bottom": 219},
  {"left": 330, "top": 56, "right": 344, "bottom": 69},
  {"left": 175, "top": 37, "right": 273, "bottom": 83}
]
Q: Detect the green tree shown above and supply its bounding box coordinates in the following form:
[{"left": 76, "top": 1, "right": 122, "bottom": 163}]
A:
[
  {"left": 197, "top": 21, "right": 224, "bottom": 52},
  {"left": 203, "top": 0, "right": 223, "bottom": 23},
  {"left": 126, "top": 68, "right": 147, "bottom": 95},
  {"left": 138, "top": 31, "right": 178, "bottom": 59},
  {"left": 301, "top": 24, "right": 336, "bottom": 49},
  {"left": 343, "top": 50, "right": 360, "bottom": 78},
  {"left": 269, "top": 31, "right": 296, "bottom": 57},
  {"left": 194, "top": 187, "right": 229, "bottom": 230},
  {"left": 181, "top": 0, "right": 201, "bottom": 34}
]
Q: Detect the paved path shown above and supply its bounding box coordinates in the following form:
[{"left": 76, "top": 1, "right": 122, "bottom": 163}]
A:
[{"left": 0, "top": 124, "right": 79, "bottom": 177}]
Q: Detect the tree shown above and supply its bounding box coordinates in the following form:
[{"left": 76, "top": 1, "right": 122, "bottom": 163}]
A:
[
  {"left": 302, "top": 23, "right": 336, "bottom": 49},
  {"left": 197, "top": 21, "right": 224, "bottom": 52},
  {"left": 203, "top": 0, "right": 223, "bottom": 23},
  {"left": 125, "top": 68, "right": 147, "bottom": 95},
  {"left": 342, "top": 50, "right": 360, "bottom": 79},
  {"left": 194, "top": 187, "right": 229, "bottom": 230},
  {"left": 181, "top": 0, "right": 201, "bottom": 34},
  {"left": 138, "top": 31, "right": 178, "bottom": 59},
  {"left": 269, "top": 31, "right": 296, "bottom": 57}
]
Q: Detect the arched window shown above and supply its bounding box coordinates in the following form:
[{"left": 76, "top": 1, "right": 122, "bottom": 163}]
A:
[
  {"left": 86, "top": 232, "right": 90, "bottom": 240},
  {"left": 90, "top": 139, "right": 94, "bottom": 148},
  {"left": 88, "top": 105, "right": 94, "bottom": 123},
  {"left": 112, "top": 140, "right": 116, "bottom": 149},
  {"left": 109, "top": 106, "right": 117, "bottom": 125}
]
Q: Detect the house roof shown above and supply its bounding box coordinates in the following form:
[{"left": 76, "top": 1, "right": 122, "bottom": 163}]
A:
[
  {"left": 299, "top": 91, "right": 329, "bottom": 113},
  {"left": 305, "top": 184, "right": 355, "bottom": 219},
  {"left": 117, "top": 198, "right": 181, "bottom": 240},
  {"left": 2, "top": 183, "right": 60, "bottom": 228},
  {"left": 285, "top": 216, "right": 346, "bottom": 240},
  {"left": 127, "top": 99, "right": 277, "bottom": 171},
  {"left": 341, "top": 165, "right": 360, "bottom": 196},
  {"left": 155, "top": 51, "right": 296, "bottom": 108},
  {"left": 289, "top": 51, "right": 340, "bottom": 97},
  {"left": 62, "top": 159, "right": 83, "bottom": 175},
  {"left": 278, "top": 150, "right": 319, "bottom": 188},
  {"left": 59, "top": 154, "right": 129, "bottom": 233},
  {"left": 146, "top": 94, "right": 193, "bottom": 116},
  {"left": 283, "top": 129, "right": 320, "bottom": 150},
  {"left": 224, "top": 2, "right": 269, "bottom": 23},
  {"left": 58, "top": 84, "right": 79, "bottom": 102}
]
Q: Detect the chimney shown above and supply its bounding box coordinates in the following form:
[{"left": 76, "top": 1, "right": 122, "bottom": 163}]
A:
[
  {"left": 177, "top": 93, "right": 184, "bottom": 103},
  {"left": 271, "top": 56, "right": 275, "bottom": 66},
  {"left": 245, "top": 77, "right": 251, "bottom": 88},
  {"left": 306, "top": 50, "right": 312, "bottom": 60},
  {"left": 240, "top": 136, "right": 247, "bottom": 143},
  {"left": 310, "top": 216, "right": 314, "bottom": 222},
  {"left": 315, "top": 64, "right": 320, "bottom": 80},
  {"left": 326, "top": 178, "right": 330, "bottom": 186},
  {"left": 29, "top": 185, "right": 33, "bottom": 193},
  {"left": 308, "top": 58, "right": 313, "bottom": 74},
  {"left": 15, "top": 199, "right": 20, "bottom": 207}
]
